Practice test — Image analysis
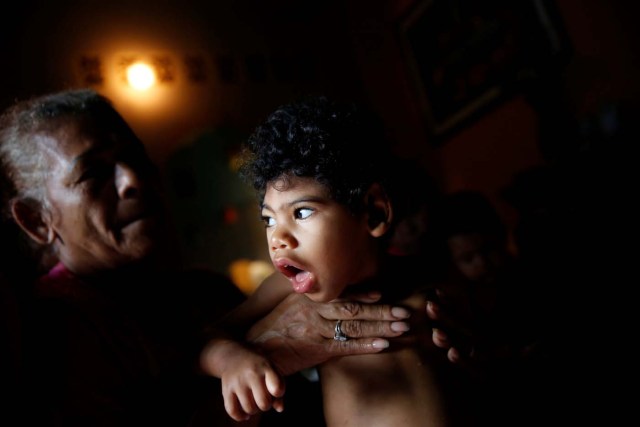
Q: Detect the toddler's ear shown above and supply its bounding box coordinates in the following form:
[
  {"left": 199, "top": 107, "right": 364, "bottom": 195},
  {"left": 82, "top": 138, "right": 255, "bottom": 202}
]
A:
[{"left": 366, "top": 183, "right": 393, "bottom": 237}]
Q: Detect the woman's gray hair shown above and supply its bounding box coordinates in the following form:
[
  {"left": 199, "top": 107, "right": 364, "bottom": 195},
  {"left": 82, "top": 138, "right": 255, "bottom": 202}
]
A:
[{"left": 0, "top": 88, "right": 116, "bottom": 218}]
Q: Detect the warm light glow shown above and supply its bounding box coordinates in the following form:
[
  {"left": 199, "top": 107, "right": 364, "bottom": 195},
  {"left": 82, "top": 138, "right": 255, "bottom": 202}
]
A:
[
  {"left": 229, "top": 259, "right": 275, "bottom": 295},
  {"left": 126, "top": 62, "right": 156, "bottom": 90}
]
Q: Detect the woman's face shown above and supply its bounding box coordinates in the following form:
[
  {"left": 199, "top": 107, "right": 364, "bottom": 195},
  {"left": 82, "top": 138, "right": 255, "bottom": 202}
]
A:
[{"left": 37, "top": 116, "right": 166, "bottom": 275}]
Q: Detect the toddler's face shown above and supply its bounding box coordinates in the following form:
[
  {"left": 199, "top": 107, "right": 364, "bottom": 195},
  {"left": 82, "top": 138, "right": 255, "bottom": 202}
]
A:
[{"left": 262, "top": 175, "right": 379, "bottom": 302}]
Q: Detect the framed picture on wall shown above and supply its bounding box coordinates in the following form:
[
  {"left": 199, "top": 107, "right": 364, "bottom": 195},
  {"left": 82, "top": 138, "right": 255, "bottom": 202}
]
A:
[{"left": 400, "top": 0, "right": 569, "bottom": 144}]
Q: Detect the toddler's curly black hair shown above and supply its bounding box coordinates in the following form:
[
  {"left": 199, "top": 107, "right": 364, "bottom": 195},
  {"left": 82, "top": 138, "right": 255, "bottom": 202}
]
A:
[{"left": 239, "top": 96, "right": 394, "bottom": 214}]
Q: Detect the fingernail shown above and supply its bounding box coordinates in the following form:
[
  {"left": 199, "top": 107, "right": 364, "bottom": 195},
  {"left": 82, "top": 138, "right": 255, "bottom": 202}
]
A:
[
  {"left": 391, "top": 307, "right": 411, "bottom": 318},
  {"left": 391, "top": 321, "right": 410, "bottom": 332},
  {"left": 427, "top": 301, "right": 439, "bottom": 313},
  {"left": 372, "top": 339, "right": 389, "bottom": 349}
]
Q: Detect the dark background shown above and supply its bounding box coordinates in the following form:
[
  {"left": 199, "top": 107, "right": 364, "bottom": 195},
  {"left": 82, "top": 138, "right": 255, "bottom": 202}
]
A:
[{"left": 2, "top": 0, "right": 638, "bottom": 284}]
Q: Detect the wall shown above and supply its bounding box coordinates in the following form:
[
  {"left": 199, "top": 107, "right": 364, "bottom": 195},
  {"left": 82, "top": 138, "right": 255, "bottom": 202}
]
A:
[
  {"left": 346, "top": 0, "right": 640, "bottom": 234},
  {"left": 2, "top": 0, "right": 638, "bottom": 275}
]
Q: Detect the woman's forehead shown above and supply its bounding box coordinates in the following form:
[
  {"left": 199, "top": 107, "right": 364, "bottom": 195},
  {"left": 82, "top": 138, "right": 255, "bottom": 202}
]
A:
[{"left": 36, "top": 116, "right": 138, "bottom": 156}]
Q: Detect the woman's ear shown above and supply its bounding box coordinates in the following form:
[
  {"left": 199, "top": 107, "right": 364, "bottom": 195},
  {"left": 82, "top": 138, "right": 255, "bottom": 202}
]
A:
[
  {"left": 10, "top": 198, "right": 55, "bottom": 245},
  {"left": 365, "top": 183, "right": 393, "bottom": 237}
]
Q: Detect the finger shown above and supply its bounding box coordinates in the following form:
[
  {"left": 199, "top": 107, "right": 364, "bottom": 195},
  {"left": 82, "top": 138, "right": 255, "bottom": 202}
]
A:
[
  {"left": 426, "top": 300, "right": 439, "bottom": 320},
  {"left": 272, "top": 397, "right": 285, "bottom": 413},
  {"left": 426, "top": 300, "right": 471, "bottom": 336},
  {"left": 427, "top": 299, "right": 456, "bottom": 325},
  {"left": 448, "top": 346, "right": 461, "bottom": 364},
  {"left": 225, "top": 393, "right": 251, "bottom": 422},
  {"left": 327, "top": 337, "right": 390, "bottom": 355},
  {"left": 265, "top": 370, "right": 286, "bottom": 399},
  {"left": 236, "top": 388, "right": 260, "bottom": 417},
  {"left": 251, "top": 383, "right": 275, "bottom": 412},
  {"left": 319, "top": 300, "right": 412, "bottom": 321},
  {"left": 432, "top": 327, "right": 452, "bottom": 349},
  {"left": 337, "top": 318, "right": 410, "bottom": 339},
  {"left": 439, "top": 329, "right": 475, "bottom": 364},
  {"left": 448, "top": 346, "right": 473, "bottom": 368}
]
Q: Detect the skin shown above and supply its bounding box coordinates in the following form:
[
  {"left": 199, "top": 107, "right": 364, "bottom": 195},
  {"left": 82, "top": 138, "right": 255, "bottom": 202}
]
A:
[
  {"left": 14, "top": 117, "right": 413, "bottom": 423},
  {"left": 320, "top": 292, "right": 448, "bottom": 427},
  {"left": 262, "top": 176, "right": 381, "bottom": 302},
  {"left": 245, "top": 289, "right": 411, "bottom": 376},
  {"left": 201, "top": 176, "right": 451, "bottom": 425},
  {"left": 202, "top": 176, "right": 388, "bottom": 421},
  {"left": 9, "top": 109, "right": 416, "bottom": 425},
  {"left": 427, "top": 232, "right": 516, "bottom": 372},
  {"left": 12, "top": 116, "right": 166, "bottom": 277},
  {"left": 203, "top": 271, "right": 413, "bottom": 422}
]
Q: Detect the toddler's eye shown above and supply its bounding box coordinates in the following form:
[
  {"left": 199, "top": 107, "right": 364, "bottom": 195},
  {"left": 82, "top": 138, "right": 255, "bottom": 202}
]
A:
[
  {"left": 261, "top": 216, "right": 276, "bottom": 227},
  {"left": 295, "top": 208, "right": 314, "bottom": 220}
]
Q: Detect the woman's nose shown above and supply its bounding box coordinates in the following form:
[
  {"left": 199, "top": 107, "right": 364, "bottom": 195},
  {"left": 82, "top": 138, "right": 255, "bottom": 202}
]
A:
[{"left": 115, "top": 162, "right": 143, "bottom": 199}]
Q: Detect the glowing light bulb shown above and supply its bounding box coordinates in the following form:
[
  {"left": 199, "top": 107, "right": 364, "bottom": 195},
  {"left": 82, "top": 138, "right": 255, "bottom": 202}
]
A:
[{"left": 126, "top": 62, "right": 156, "bottom": 90}]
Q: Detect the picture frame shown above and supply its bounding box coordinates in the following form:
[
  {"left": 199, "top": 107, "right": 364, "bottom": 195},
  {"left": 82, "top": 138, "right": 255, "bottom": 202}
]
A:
[{"left": 399, "top": 0, "right": 569, "bottom": 144}]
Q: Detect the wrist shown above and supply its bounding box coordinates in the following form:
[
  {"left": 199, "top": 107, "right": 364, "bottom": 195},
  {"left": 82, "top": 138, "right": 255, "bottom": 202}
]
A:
[{"left": 200, "top": 338, "right": 249, "bottom": 377}]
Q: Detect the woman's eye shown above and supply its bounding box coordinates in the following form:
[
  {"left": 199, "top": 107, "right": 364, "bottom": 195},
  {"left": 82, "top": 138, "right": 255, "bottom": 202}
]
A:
[
  {"left": 295, "top": 208, "right": 314, "bottom": 220},
  {"left": 262, "top": 216, "right": 276, "bottom": 227},
  {"left": 78, "top": 165, "right": 110, "bottom": 183}
]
